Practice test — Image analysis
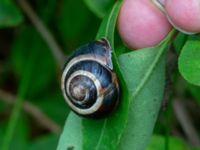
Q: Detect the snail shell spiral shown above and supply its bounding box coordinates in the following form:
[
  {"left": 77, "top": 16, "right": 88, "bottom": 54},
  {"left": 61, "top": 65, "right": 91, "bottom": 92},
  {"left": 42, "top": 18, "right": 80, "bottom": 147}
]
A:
[{"left": 61, "top": 38, "right": 120, "bottom": 118}]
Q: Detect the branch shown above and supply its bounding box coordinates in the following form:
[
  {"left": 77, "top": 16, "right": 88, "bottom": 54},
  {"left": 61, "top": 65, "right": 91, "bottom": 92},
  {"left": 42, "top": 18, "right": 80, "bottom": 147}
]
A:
[
  {"left": 17, "top": 0, "right": 65, "bottom": 68},
  {"left": 162, "top": 46, "right": 178, "bottom": 109},
  {"left": 173, "top": 99, "right": 200, "bottom": 147},
  {"left": 0, "top": 89, "right": 61, "bottom": 134}
]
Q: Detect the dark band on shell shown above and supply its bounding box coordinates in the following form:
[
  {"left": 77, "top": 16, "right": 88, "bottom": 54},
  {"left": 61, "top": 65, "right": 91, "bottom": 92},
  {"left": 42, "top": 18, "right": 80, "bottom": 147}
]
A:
[{"left": 61, "top": 38, "right": 120, "bottom": 118}]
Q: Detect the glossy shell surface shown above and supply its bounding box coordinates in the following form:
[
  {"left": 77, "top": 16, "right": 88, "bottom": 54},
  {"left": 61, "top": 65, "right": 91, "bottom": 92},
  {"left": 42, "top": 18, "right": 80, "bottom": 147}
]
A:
[{"left": 61, "top": 39, "right": 120, "bottom": 118}]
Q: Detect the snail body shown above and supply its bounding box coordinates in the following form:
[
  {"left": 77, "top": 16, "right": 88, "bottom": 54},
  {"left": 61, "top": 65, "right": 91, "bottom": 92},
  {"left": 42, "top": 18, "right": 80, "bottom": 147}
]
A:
[{"left": 61, "top": 38, "right": 120, "bottom": 118}]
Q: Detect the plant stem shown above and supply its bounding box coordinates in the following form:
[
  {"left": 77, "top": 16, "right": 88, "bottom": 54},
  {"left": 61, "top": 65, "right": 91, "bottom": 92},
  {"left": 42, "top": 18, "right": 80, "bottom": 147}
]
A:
[
  {"left": 1, "top": 93, "right": 25, "bottom": 150},
  {"left": 0, "top": 89, "right": 61, "bottom": 134},
  {"left": 1, "top": 50, "right": 37, "bottom": 150},
  {"left": 163, "top": 46, "right": 178, "bottom": 150},
  {"left": 173, "top": 99, "right": 200, "bottom": 147},
  {"left": 1, "top": 1, "right": 64, "bottom": 149},
  {"left": 164, "top": 95, "right": 173, "bottom": 150},
  {"left": 17, "top": 0, "right": 65, "bottom": 68}
]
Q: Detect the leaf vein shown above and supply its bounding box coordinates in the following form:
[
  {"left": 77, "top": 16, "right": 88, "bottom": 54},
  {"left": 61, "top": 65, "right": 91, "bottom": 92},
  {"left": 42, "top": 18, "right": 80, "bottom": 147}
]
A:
[{"left": 95, "top": 119, "right": 107, "bottom": 150}]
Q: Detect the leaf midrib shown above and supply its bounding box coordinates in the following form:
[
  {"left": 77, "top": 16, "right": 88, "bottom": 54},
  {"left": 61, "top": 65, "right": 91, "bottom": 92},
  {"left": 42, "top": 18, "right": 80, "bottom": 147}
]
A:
[
  {"left": 129, "top": 30, "right": 175, "bottom": 101},
  {"left": 130, "top": 45, "right": 166, "bottom": 100},
  {"left": 116, "top": 30, "right": 176, "bottom": 148},
  {"left": 94, "top": 119, "right": 107, "bottom": 150},
  {"left": 104, "top": 2, "right": 117, "bottom": 41},
  {"left": 93, "top": 2, "right": 121, "bottom": 150}
]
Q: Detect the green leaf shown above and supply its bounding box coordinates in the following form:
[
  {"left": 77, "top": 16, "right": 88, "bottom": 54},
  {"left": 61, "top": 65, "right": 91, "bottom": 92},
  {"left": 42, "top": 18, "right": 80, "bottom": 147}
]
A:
[
  {"left": 187, "top": 84, "right": 200, "bottom": 105},
  {"left": 57, "top": 1, "right": 175, "bottom": 149},
  {"left": 118, "top": 30, "right": 175, "bottom": 150},
  {"left": 178, "top": 35, "right": 200, "bottom": 86},
  {"left": 2, "top": 2, "right": 57, "bottom": 148},
  {"left": 29, "top": 134, "right": 59, "bottom": 150},
  {"left": 173, "top": 32, "right": 188, "bottom": 54},
  {"left": 82, "top": 1, "right": 130, "bottom": 150},
  {"left": 57, "top": 112, "right": 82, "bottom": 150},
  {"left": 0, "top": 116, "right": 29, "bottom": 150},
  {"left": 84, "top": 0, "right": 115, "bottom": 18},
  {"left": 34, "top": 90, "right": 69, "bottom": 126},
  {"left": 56, "top": 0, "right": 99, "bottom": 53},
  {"left": 147, "top": 135, "right": 189, "bottom": 150},
  {"left": 0, "top": 99, "right": 7, "bottom": 110},
  {"left": 57, "top": 1, "right": 176, "bottom": 149},
  {"left": 56, "top": 0, "right": 89, "bottom": 39},
  {"left": 0, "top": 0, "right": 23, "bottom": 28},
  {"left": 34, "top": 0, "right": 56, "bottom": 21},
  {"left": 2, "top": 35, "right": 39, "bottom": 150},
  {"left": 9, "top": 116, "right": 29, "bottom": 150},
  {"left": 11, "top": 26, "right": 56, "bottom": 97},
  {"left": 57, "top": 2, "right": 128, "bottom": 150}
]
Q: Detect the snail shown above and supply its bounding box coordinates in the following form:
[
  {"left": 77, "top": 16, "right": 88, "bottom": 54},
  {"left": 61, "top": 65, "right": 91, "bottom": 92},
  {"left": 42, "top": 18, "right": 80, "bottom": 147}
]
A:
[{"left": 61, "top": 38, "right": 120, "bottom": 118}]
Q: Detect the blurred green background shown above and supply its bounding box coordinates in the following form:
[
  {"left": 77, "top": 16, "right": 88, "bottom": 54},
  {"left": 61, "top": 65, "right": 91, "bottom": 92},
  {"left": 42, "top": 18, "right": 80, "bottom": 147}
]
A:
[
  {"left": 0, "top": 0, "right": 200, "bottom": 150},
  {"left": 0, "top": 0, "right": 100, "bottom": 149}
]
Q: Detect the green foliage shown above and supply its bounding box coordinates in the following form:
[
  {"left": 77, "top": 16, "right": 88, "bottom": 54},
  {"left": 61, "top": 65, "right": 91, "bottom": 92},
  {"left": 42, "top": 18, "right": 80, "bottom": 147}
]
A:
[
  {"left": 56, "top": 0, "right": 100, "bottom": 52},
  {"left": 57, "top": 1, "right": 176, "bottom": 150},
  {"left": 0, "top": 99, "right": 7, "bottom": 110},
  {"left": 179, "top": 35, "right": 200, "bottom": 86},
  {"left": 1, "top": 0, "right": 67, "bottom": 149},
  {"left": 8, "top": 117, "right": 29, "bottom": 150},
  {"left": 0, "top": 116, "right": 29, "bottom": 150},
  {"left": 2, "top": 32, "right": 39, "bottom": 150},
  {"left": 57, "top": 112, "right": 82, "bottom": 150},
  {"left": 29, "top": 134, "right": 59, "bottom": 150},
  {"left": 34, "top": 91, "right": 69, "bottom": 126},
  {"left": 0, "top": 0, "right": 200, "bottom": 150},
  {"left": 173, "top": 32, "right": 188, "bottom": 54},
  {"left": 56, "top": 0, "right": 90, "bottom": 40},
  {"left": 118, "top": 30, "right": 175, "bottom": 150},
  {"left": 0, "top": 0, "right": 23, "bottom": 28},
  {"left": 187, "top": 84, "right": 200, "bottom": 105},
  {"left": 147, "top": 135, "right": 189, "bottom": 150},
  {"left": 84, "top": 0, "right": 115, "bottom": 18},
  {"left": 11, "top": 26, "right": 56, "bottom": 97},
  {"left": 82, "top": 2, "right": 129, "bottom": 150},
  {"left": 57, "top": 2, "right": 129, "bottom": 150}
]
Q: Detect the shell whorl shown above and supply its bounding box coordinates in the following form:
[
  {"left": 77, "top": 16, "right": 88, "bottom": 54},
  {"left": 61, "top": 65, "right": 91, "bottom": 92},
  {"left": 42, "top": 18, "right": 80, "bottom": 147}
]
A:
[
  {"left": 61, "top": 38, "right": 119, "bottom": 117},
  {"left": 66, "top": 70, "right": 101, "bottom": 108}
]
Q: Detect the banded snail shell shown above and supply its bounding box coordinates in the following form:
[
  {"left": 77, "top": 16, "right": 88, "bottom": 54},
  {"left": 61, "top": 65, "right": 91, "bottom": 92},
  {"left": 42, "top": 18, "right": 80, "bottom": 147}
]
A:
[{"left": 61, "top": 38, "right": 120, "bottom": 118}]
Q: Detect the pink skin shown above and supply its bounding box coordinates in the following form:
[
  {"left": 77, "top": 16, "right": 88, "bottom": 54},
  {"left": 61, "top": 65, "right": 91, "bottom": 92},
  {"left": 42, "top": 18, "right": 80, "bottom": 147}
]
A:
[
  {"left": 158, "top": 0, "right": 165, "bottom": 5},
  {"left": 117, "top": 0, "right": 172, "bottom": 49},
  {"left": 164, "top": 0, "right": 200, "bottom": 33}
]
